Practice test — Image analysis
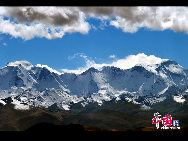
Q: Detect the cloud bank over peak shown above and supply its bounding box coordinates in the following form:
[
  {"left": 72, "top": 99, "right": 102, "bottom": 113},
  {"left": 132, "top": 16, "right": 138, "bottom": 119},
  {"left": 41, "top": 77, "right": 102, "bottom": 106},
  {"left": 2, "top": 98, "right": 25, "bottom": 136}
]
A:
[
  {"left": 62, "top": 53, "right": 169, "bottom": 74},
  {"left": 0, "top": 7, "right": 188, "bottom": 40}
]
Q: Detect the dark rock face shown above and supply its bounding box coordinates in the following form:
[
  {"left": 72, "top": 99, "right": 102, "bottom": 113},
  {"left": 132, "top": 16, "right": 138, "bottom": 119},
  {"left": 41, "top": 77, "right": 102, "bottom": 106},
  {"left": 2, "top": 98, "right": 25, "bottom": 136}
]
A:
[{"left": 1, "top": 97, "right": 13, "bottom": 104}]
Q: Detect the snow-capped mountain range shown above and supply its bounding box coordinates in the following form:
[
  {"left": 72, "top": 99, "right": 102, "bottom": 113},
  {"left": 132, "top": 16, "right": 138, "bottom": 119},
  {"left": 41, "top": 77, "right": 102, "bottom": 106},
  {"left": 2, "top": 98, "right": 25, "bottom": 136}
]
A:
[{"left": 0, "top": 54, "right": 188, "bottom": 110}]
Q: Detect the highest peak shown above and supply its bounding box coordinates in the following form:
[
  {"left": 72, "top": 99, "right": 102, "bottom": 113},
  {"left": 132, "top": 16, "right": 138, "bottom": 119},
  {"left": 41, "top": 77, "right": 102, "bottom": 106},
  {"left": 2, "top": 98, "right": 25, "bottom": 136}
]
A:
[
  {"left": 107, "top": 53, "right": 169, "bottom": 74},
  {"left": 159, "top": 59, "right": 178, "bottom": 66},
  {"left": 6, "top": 60, "right": 33, "bottom": 70}
]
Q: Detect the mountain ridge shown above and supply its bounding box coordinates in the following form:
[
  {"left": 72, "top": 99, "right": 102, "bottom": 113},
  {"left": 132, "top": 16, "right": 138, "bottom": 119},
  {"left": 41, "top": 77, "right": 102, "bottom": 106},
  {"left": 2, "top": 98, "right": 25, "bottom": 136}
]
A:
[{"left": 0, "top": 54, "right": 188, "bottom": 111}]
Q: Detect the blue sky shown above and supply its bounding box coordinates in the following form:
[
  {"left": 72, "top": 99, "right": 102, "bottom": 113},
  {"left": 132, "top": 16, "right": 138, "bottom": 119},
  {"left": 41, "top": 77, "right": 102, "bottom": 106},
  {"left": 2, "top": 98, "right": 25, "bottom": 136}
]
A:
[{"left": 1, "top": 7, "right": 188, "bottom": 72}]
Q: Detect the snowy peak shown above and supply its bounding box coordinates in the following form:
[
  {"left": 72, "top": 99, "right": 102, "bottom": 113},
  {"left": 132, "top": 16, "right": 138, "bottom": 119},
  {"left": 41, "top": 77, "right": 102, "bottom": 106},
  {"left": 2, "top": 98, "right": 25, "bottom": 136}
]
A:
[
  {"left": 158, "top": 60, "right": 184, "bottom": 74},
  {"left": 112, "top": 54, "right": 184, "bottom": 75},
  {"left": 81, "top": 67, "right": 99, "bottom": 75},
  {"left": 6, "top": 60, "right": 34, "bottom": 70},
  {"left": 6, "top": 61, "right": 61, "bottom": 75},
  {"left": 160, "top": 60, "right": 178, "bottom": 66},
  {"left": 110, "top": 53, "right": 169, "bottom": 73},
  {"left": 36, "top": 64, "right": 61, "bottom": 75}
]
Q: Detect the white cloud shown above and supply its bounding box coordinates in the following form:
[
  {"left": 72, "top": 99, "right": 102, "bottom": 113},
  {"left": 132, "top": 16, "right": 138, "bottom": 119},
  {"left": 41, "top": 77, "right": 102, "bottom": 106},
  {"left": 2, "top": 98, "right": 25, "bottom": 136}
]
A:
[
  {"left": 0, "top": 15, "right": 90, "bottom": 40},
  {"left": 62, "top": 53, "right": 168, "bottom": 74},
  {"left": 110, "top": 16, "right": 141, "bottom": 33},
  {"left": 110, "top": 53, "right": 167, "bottom": 71},
  {"left": 110, "top": 7, "right": 188, "bottom": 33},
  {"left": 63, "top": 53, "right": 96, "bottom": 74},
  {"left": 0, "top": 7, "right": 90, "bottom": 40},
  {"left": 0, "top": 16, "right": 61, "bottom": 40},
  {"left": 61, "top": 68, "right": 86, "bottom": 74},
  {"left": 79, "top": 7, "right": 188, "bottom": 33},
  {"left": 1, "top": 7, "right": 188, "bottom": 40},
  {"left": 109, "top": 55, "right": 116, "bottom": 59}
]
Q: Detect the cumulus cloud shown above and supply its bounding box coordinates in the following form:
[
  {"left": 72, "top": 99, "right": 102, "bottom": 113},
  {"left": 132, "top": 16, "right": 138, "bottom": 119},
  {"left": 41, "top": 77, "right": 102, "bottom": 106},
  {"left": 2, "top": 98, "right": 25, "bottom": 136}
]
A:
[
  {"left": 62, "top": 53, "right": 168, "bottom": 74},
  {"left": 80, "top": 7, "right": 188, "bottom": 33},
  {"left": 1, "top": 7, "right": 82, "bottom": 26},
  {"left": 1, "top": 7, "right": 188, "bottom": 40},
  {"left": 0, "top": 7, "right": 90, "bottom": 40},
  {"left": 109, "top": 7, "right": 188, "bottom": 33},
  {"left": 0, "top": 15, "right": 89, "bottom": 40}
]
